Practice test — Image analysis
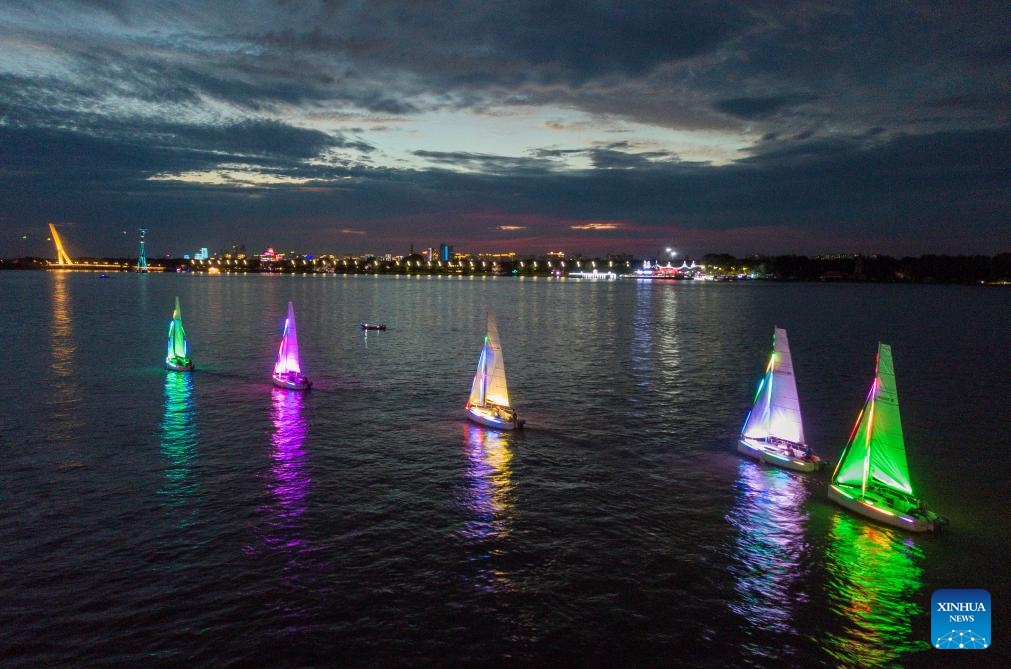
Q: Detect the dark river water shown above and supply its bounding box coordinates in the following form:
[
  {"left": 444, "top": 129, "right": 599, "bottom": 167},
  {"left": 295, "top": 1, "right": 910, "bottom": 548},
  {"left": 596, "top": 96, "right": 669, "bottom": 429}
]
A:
[{"left": 1, "top": 272, "right": 1007, "bottom": 667}]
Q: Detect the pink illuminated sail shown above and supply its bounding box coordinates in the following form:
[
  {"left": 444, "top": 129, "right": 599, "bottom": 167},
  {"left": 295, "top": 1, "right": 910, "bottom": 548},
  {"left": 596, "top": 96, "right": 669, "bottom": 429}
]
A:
[{"left": 274, "top": 301, "right": 303, "bottom": 376}]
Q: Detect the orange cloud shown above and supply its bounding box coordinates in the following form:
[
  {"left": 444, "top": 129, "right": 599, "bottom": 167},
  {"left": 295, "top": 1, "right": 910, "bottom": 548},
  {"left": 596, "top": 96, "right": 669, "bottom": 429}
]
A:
[{"left": 570, "top": 222, "right": 621, "bottom": 230}]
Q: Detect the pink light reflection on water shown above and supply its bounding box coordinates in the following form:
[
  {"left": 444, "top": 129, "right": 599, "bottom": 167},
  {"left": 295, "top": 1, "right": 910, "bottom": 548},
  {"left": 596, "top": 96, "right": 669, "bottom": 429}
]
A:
[{"left": 267, "top": 388, "right": 310, "bottom": 552}]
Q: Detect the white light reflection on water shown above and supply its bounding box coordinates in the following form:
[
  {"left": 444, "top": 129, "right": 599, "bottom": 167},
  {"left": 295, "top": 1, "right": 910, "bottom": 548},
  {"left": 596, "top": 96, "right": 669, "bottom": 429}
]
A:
[
  {"left": 631, "top": 280, "right": 655, "bottom": 395},
  {"left": 726, "top": 461, "right": 811, "bottom": 661},
  {"left": 460, "top": 422, "right": 516, "bottom": 594}
]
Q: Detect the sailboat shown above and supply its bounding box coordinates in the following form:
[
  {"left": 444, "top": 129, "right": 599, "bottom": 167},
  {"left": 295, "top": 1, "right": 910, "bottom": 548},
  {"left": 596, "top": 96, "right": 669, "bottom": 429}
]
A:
[
  {"left": 272, "top": 301, "right": 312, "bottom": 390},
  {"left": 828, "top": 343, "right": 947, "bottom": 532},
  {"left": 465, "top": 314, "right": 523, "bottom": 430},
  {"left": 738, "top": 327, "right": 821, "bottom": 472},
  {"left": 164, "top": 296, "right": 194, "bottom": 371}
]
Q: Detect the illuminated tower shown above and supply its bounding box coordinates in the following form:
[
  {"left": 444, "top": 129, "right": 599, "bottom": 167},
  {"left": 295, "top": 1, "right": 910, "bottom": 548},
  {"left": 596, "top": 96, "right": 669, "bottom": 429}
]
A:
[
  {"left": 48, "top": 223, "right": 73, "bottom": 265},
  {"left": 137, "top": 228, "right": 148, "bottom": 272}
]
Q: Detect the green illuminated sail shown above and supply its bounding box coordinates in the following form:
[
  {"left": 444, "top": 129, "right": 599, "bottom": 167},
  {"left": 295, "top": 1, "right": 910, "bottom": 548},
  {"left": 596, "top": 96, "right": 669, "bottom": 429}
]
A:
[
  {"left": 166, "top": 296, "right": 191, "bottom": 364},
  {"left": 832, "top": 344, "right": 913, "bottom": 495}
]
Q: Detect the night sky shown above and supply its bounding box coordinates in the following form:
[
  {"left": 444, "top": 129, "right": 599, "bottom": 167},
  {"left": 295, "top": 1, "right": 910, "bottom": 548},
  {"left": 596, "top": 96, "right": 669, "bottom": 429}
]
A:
[{"left": 1, "top": 1, "right": 1007, "bottom": 259}]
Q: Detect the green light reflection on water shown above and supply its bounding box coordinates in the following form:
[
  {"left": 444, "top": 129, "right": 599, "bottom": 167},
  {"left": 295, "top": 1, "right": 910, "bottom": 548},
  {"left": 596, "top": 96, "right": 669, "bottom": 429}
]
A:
[
  {"left": 159, "top": 371, "right": 198, "bottom": 518},
  {"left": 823, "top": 513, "right": 928, "bottom": 668}
]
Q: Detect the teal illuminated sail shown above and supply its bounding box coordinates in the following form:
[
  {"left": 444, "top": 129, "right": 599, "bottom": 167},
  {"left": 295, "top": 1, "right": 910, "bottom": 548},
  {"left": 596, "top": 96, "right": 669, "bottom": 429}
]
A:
[
  {"left": 165, "top": 296, "right": 194, "bottom": 371},
  {"left": 832, "top": 343, "right": 912, "bottom": 495}
]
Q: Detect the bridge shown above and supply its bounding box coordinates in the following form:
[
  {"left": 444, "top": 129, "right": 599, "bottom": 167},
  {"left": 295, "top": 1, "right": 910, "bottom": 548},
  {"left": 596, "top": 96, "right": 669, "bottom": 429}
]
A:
[{"left": 46, "top": 223, "right": 133, "bottom": 272}]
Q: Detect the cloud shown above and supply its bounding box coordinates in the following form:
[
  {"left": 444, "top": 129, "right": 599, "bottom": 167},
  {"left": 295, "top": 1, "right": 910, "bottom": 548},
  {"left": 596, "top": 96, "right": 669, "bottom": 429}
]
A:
[
  {"left": 714, "top": 95, "right": 819, "bottom": 119},
  {"left": 161, "top": 120, "right": 357, "bottom": 158},
  {"left": 0, "top": 2, "right": 1006, "bottom": 258},
  {"left": 587, "top": 147, "right": 679, "bottom": 170},
  {"left": 3, "top": 120, "right": 1008, "bottom": 257},
  {"left": 570, "top": 223, "right": 621, "bottom": 231},
  {"left": 412, "top": 150, "right": 553, "bottom": 174}
]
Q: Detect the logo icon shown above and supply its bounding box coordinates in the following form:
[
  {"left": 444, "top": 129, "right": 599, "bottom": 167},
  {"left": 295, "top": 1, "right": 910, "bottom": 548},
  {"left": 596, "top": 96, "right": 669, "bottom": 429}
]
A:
[{"left": 931, "top": 589, "right": 990, "bottom": 650}]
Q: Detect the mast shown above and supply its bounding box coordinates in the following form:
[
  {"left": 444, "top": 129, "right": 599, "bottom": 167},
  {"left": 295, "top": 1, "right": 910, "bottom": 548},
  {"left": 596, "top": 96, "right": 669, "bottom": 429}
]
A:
[
  {"left": 765, "top": 358, "right": 775, "bottom": 433},
  {"left": 862, "top": 380, "right": 876, "bottom": 497},
  {"left": 481, "top": 334, "right": 489, "bottom": 402}
]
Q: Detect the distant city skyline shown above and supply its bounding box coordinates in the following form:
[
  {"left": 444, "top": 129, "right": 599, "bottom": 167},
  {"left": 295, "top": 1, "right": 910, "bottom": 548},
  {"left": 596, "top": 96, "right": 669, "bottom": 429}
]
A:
[{"left": 1, "top": 2, "right": 1007, "bottom": 258}]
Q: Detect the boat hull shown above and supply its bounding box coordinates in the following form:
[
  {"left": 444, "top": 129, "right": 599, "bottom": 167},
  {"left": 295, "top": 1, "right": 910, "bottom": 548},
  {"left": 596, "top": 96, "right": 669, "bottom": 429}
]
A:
[
  {"left": 165, "top": 358, "right": 194, "bottom": 372},
  {"left": 272, "top": 373, "right": 311, "bottom": 391},
  {"left": 737, "top": 437, "right": 822, "bottom": 473},
  {"left": 828, "top": 484, "right": 941, "bottom": 533},
  {"left": 466, "top": 405, "right": 521, "bottom": 430}
]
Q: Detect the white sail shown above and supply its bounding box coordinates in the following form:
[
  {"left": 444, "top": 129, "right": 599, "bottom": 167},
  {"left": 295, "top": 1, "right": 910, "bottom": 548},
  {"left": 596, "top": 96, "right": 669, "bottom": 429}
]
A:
[
  {"left": 741, "top": 327, "right": 805, "bottom": 444},
  {"left": 468, "top": 314, "right": 510, "bottom": 407},
  {"left": 468, "top": 344, "right": 488, "bottom": 406}
]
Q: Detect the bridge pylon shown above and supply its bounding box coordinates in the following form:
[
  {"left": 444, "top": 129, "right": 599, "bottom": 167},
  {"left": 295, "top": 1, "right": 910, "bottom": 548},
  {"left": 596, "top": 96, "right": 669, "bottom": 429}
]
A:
[{"left": 49, "top": 223, "right": 73, "bottom": 265}]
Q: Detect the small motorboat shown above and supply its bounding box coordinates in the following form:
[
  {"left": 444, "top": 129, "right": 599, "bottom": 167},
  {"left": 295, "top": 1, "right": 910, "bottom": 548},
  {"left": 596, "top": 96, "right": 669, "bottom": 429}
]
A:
[{"left": 360, "top": 322, "right": 387, "bottom": 331}]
